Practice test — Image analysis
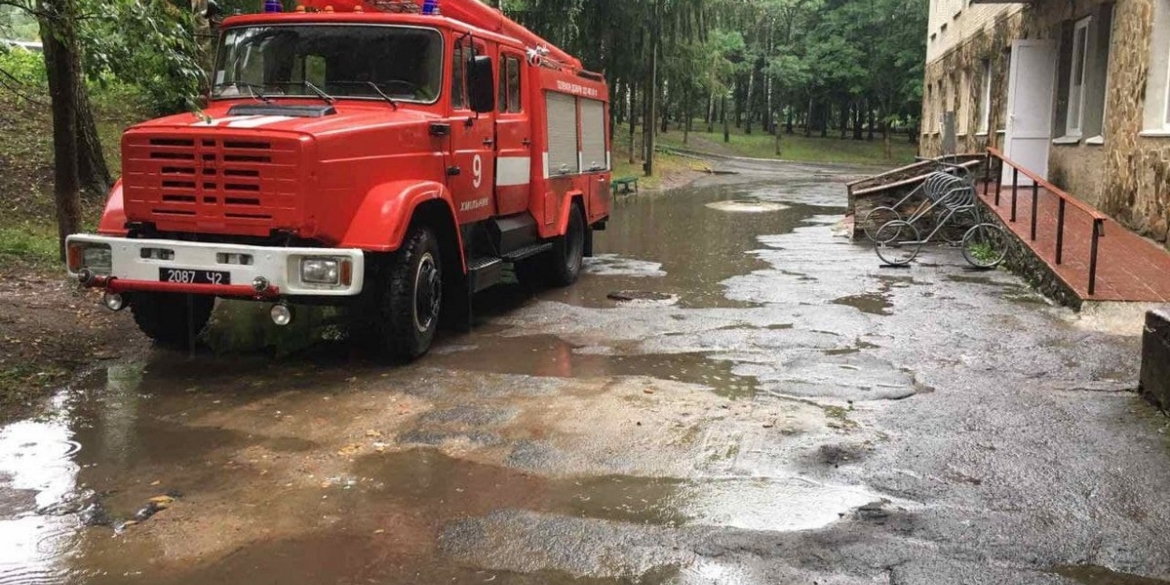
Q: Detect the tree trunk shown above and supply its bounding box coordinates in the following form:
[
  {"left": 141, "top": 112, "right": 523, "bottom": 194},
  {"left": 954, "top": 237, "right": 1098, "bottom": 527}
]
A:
[
  {"left": 643, "top": 0, "right": 661, "bottom": 176},
  {"left": 839, "top": 101, "right": 848, "bottom": 139},
  {"left": 706, "top": 93, "right": 715, "bottom": 133},
  {"left": 805, "top": 95, "right": 813, "bottom": 137},
  {"left": 684, "top": 100, "right": 691, "bottom": 146},
  {"left": 722, "top": 94, "right": 730, "bottom": 143},
  {"left": 881, "top": 104, "right": 892, "bottom": 159},
  {"left": 744, "top": 68, "right": 755, "bottom": 135},
  {"left": 75, "top": 81, "right": 111, "bottom": 198},
  {"left": 867, "top": 103, "right": 875, "bottom": 141},
  {"left": 40, "top": 0, "right": 83, "bottom": 260},
  {"left": 819, "top": 101, "right": 828, "bottom": 138},
  {"left": 852, "top": 102, "right": 864, "bottom": 140},
  {"left": 628, "top": 81, "right": 637, "bottom": 165},
  {"left": 786, "top": 107, "right": 793, "bottom": 134}
]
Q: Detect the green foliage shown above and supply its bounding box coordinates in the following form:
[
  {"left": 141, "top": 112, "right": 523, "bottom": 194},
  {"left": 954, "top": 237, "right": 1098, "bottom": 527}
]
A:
[
  {"left": 0, "top": 5, "right": 39, "bottom": 41},
  {"left": 0, "top": 46, "right": 46, "bottom": 86},
  {"left": 82, "top": 0, "right": 207, "bottom": 115}
]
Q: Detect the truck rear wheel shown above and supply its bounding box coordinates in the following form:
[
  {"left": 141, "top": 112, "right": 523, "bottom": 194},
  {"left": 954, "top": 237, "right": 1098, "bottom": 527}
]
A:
[
  {"left": 545, "top": 204, "right": 586, "bottom": 287},
  {"left": 372, "top": 225, "right": 442, "bottom": 360},
  {"left": 129, "top": 293, "right": 215, "bottom": 349}
]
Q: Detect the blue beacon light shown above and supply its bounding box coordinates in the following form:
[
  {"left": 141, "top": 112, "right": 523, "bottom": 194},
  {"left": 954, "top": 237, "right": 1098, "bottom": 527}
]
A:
[{"left": 263, "top": 0, "right": 283, "bottom": 12}]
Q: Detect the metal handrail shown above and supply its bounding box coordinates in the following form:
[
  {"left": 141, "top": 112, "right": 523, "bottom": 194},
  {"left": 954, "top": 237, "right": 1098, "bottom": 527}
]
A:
[{"left": 984, "top": 147, "right": 1107, "bottom": 296}]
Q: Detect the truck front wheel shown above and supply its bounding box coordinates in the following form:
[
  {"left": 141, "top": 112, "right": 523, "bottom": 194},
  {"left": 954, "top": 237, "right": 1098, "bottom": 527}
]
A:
[
  {"left": 129, "top": 292, "right": 215, "bottom": 348},
  {"left": 372, "top": 225, "right": 442, "bottom": 360}
]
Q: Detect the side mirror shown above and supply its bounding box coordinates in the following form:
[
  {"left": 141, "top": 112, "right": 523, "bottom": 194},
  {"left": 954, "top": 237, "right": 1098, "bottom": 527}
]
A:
[{"left": 466, "top": 55, "right": 495, "bottom": 114}]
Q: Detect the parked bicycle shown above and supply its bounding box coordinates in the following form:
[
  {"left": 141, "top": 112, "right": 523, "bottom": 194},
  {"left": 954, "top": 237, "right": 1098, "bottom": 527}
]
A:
[
  {"left": 861, "top": 156, "right": 979, "bottom": 244},
  {"left": 869, "top": 157, "right": 1008, "bottom": 269}
]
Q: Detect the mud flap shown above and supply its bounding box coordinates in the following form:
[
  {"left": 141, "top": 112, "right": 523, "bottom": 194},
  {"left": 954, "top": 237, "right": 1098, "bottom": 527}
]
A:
[{"left": 441, "top": 273, "right": 474, "bottom": 334}]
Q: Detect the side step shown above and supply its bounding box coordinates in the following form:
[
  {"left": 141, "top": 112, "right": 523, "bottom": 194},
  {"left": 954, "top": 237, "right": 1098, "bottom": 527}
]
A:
[
  {"left": 467, "top": 256, "right": 504, "bottom": 293},
  {"left": 501, "top": 242, "right": 553, "bottom": 263}
]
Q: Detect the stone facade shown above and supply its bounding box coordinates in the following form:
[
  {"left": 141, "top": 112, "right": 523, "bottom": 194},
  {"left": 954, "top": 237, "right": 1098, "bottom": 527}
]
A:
[{"left": 921, "top": 0, "right": 1170, "bottom": 250}]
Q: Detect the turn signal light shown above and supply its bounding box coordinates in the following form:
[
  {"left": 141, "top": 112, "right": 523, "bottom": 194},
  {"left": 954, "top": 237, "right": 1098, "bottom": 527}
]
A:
[
  {"left": 340, "top": 260, "right": 353, "bottom": 286},
  {"left": 67, "top": 243, "right": 83, "bottom": 271}
]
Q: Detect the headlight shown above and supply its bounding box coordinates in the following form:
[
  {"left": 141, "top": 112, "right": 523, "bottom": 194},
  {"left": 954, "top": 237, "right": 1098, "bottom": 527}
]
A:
[
  {"left": 80, "top": 245, "right": 112, "bottom": 275},
  {"left": 300, "top": 258, "right": 340, "bottom": 285}
]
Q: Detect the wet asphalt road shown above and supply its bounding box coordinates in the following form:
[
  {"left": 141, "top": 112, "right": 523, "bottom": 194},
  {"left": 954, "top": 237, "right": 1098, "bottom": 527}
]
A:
[{"left": 2, "top": 158, "right": 1169, "bottom": 585}]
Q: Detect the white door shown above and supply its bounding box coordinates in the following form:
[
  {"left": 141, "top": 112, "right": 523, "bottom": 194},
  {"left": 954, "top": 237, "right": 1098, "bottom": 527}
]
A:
[{"left": 1003, "top": 40, "right": 1057, "bottom": 186}]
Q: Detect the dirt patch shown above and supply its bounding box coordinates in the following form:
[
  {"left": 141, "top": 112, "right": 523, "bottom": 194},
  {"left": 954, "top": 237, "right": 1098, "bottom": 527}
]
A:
[{"left": 0, "top": 261, "right": 143, "bottom": 421}]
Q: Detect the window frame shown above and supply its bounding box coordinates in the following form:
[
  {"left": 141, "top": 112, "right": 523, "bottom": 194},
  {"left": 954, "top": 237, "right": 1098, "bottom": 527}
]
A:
[
  {"left": 978, "top": 59, "right": 992, "bottom": 134},
  {"left": 497, "top": 53, "right": 523, "bottom": 114},
  {"left": 1065, "top": 16, "right": 1092, "bottom": 137}
]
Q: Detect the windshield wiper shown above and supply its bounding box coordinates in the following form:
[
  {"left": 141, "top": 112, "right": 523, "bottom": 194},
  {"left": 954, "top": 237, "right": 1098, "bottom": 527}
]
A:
[
  {"left": 303, "top": 80, "right": 335, "bottom": 105},
  {"left": 366, "top": 81, "right": 399, "bottom": 110},
  {"left": 214, "top": 81, "right": 272, "bottom": 103}
]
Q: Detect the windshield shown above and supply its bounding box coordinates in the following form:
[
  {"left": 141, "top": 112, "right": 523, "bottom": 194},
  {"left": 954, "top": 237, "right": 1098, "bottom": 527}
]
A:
[{"left": 212, "top": 25, "right": 443, "bottom": 103}]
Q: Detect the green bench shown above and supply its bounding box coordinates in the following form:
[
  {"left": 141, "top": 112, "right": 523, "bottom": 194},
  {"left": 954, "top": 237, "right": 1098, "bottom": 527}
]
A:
[{"left": 611, "top": 176, "right": 639, "bottom": 195}]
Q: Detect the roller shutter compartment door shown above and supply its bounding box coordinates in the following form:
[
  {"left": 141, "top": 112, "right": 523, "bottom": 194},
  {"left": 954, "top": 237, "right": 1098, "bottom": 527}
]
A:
[
  {"left": 580, "top": 98, "right": 607, "bottom": 172},
  {"left": 545, "top": 92, "right": 579, "bottom": 177}
]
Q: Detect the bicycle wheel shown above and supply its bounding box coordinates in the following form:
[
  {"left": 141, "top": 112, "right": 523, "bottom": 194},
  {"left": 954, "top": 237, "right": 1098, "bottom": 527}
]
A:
[
  {"left": 939, "top": 207, "right": 977, "bottom": 245},
  {"left": 961, "top": 223, "right": 1008, "bottom": 269},
  {"left": 874, "top": 220, "right": 922, "bottom": 266},
  {"left": 862, "top": 206, "right": 902, "bottom": 242}
]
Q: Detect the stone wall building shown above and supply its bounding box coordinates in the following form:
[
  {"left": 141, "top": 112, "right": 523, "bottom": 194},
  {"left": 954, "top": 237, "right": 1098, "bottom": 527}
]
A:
[{"left": 921, "top": 0, "right": 1170, "bottom": 249}]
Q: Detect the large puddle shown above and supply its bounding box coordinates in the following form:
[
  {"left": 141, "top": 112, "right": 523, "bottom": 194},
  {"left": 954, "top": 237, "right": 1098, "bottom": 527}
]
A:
[{"left": 0, "top": 163, "right": 896, "bottom": 584}]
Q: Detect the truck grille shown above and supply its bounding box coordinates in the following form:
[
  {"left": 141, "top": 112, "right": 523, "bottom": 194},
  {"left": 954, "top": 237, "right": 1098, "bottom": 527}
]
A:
[{"left": 123, "top": 133, "right": 303, "bottom": 236}]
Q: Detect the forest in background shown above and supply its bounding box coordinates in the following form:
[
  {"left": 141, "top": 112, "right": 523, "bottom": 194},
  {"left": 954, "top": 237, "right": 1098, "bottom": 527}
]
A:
[{"left": 0, "top": 0, "right": 925, "bottom": 261}]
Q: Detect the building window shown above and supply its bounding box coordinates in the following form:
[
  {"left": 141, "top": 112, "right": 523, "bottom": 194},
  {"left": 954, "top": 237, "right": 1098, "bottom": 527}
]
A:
[
  {"left": 978, "top": 59, "right": 992, "bottom": 134},
  {"left": 926, "top": 83, "right": 934, "bottom": 132},
  {"left": 1065, "top": 16, "right": 1091, "bottom": 137},
  {"left": 1146, "top": 0, "right": 1170, "bottom": 131},
  {"left": 959, "top": 69, "right": 970, "bottom": 134}
]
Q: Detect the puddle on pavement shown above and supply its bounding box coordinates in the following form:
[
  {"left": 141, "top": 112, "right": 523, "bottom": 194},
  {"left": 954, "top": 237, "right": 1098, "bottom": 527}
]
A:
[
  {"left": 424, "top": 334, "right": 758, "bottom": 398},
  {"left": 831, "top": 292, "right": 893, "bottom": 316},
  {"left": 1052, "top": 565, "right": 1170, "bottom": 585},
  {"left": 704, "top": 200, "right": 790, "bottom": 213},
  {"left": 0, "top": 416, "right": 82, "bottom": 585},
  {"left": 539, "top": 182, "right": 845, "bottom": 310},
  {"left": 353, "top": 449, "right": 878, "bottom": 532}
]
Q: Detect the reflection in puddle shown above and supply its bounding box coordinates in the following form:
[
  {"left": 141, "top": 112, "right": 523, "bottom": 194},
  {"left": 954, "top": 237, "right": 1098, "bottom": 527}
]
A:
[
  {"left": 0, "top": 415, "right": 82, "bottom": 585},
  {"left": 583, "top": 254, "right": 666, "bottom": 278},
  {"left": 831, "top": 292, "right": 893, "bottom": 316},
  {"left": 359, "top": 449, "right": 878, "bottom": 532},
  {"left": 704, "top": 200, "right": 790, "bottom": 213},
  {"left": 425, "top": 335, "right": 757, "bottom": 398}
]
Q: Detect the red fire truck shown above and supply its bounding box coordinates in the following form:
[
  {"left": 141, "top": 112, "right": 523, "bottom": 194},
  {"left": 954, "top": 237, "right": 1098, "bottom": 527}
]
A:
[{"left": 66, "top": 0, "right": 611, "bottom": 359}]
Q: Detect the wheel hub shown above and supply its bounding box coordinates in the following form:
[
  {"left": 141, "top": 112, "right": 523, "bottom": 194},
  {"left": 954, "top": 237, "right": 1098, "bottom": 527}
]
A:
[{"left": 414, "top": 254, "right": 441, "bottom": 332}]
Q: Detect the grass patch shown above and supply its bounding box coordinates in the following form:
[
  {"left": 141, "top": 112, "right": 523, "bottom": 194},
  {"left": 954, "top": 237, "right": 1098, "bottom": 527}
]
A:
[
  {"left": 0, "top": 363, "right": 68, "bottom": 413},
  {"left": 0, "top": 222, "right": 59, "bottom": 267},
  {"left": 657, "top": 124, "right": 918, "bottom": 166},
  {"left": 611, "top": 142, "right": 701, "bottom": 191}
]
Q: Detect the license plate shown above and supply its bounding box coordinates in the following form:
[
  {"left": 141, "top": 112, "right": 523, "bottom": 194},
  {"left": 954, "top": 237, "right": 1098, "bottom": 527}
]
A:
[{"left": 159, "top": 268, "right": 230, "bottom": 285}]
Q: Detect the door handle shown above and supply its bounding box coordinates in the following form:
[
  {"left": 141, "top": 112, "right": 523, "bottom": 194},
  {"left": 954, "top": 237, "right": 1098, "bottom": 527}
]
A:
[
  {"left": 521, "top": 138, "right": 531, "bottom": 146},
  {"left": 483, "top": 137, "right": 495, "bottom": 146}
]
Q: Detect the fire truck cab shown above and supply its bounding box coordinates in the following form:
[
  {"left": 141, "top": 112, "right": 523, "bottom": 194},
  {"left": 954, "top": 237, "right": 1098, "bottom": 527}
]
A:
[{"left": 65, "top": 0, "right": 611, "bottom": 359}]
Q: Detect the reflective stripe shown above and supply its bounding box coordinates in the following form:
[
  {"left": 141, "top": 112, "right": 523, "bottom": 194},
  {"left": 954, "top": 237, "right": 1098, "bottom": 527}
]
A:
[
  {"left": 497, "top": 157, "right": 531, "bottom": 187},
  {"left": 226, "top": 115, "right": 294, "bottom": 128},
  {"left": 191, "top": 115, "right": 255, "bottom": 127}
]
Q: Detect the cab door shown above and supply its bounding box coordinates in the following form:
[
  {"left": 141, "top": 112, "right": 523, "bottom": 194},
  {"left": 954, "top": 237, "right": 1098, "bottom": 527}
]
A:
[
  {"left": 494, "top": 49, "right": 531, "bottom": 216},
  {"left": 448, "top": 37, "right": 496, "bottom": 224}
]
